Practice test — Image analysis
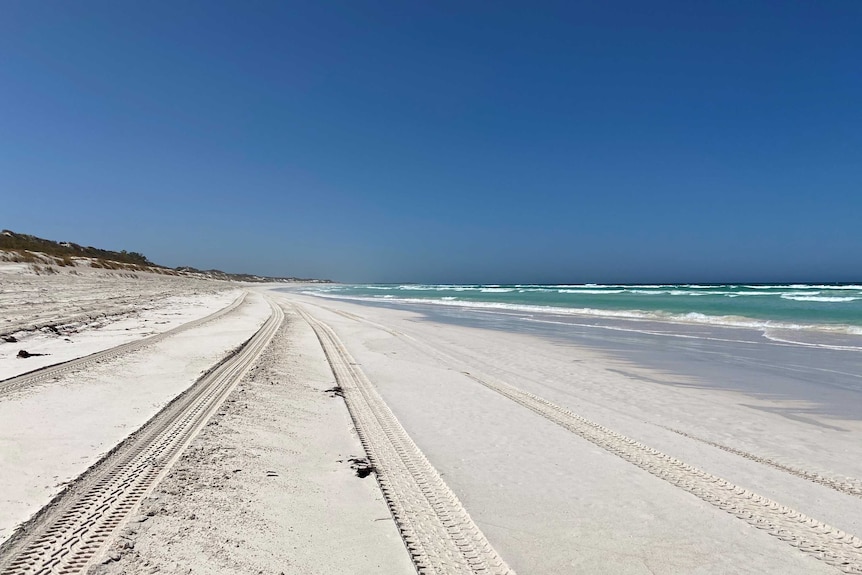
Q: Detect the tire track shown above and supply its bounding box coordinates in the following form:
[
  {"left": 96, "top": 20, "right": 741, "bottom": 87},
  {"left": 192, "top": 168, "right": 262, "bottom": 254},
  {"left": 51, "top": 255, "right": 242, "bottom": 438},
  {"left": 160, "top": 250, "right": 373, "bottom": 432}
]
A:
[
  {"left": 295, "top": 305, "right": 514, "bottom": 575},
  {"left": 304, "top": 302, "right": 862, "bottom": 573},
  {"left": 460, "top": 371, "right": 862, "bottom": 574},
  {"left": 658, "top": 426, "right": 862, "bottom": 498},
  {"left": 0, "top": 292, "right": 247, "bottom": 399},
  {"left": 363, "top": 300, "right": 862, "bottom": 501},
  {"left": 0, "top": 297, "right": 282, "bottom": 575},
  {"left": 1, "top": 301, "right": 149, "bottom": 341}
]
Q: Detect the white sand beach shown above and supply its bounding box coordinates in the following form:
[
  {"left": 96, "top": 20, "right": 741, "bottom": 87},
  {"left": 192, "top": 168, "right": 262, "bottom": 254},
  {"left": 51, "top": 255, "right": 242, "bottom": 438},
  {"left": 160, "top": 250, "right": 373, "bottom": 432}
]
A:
[{"left": 1, "top": 263, "right": 861, "bottom": 574}]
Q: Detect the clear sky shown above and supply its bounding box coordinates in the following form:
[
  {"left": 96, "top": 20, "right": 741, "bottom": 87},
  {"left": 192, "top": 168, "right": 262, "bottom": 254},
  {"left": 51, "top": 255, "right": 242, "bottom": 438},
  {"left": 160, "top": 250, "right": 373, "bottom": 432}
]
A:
[{"left": 2, "top": 1, "right": 860, "bottom": 283}]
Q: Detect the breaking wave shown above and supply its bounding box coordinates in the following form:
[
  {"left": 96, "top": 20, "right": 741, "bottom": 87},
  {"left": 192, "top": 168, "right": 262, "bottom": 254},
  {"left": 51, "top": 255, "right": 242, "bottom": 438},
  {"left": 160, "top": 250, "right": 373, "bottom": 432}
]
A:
[
  {"left": 304, "top": 291, "right": 862, "bottom": 337},
  {"left": 780, "top": 295, "right": 858, "bottom": 303}
]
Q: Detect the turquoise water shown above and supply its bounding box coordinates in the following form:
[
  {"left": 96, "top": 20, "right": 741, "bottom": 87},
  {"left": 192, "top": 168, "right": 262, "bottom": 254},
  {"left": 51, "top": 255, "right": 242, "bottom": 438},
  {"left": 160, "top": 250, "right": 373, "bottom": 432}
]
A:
[{"left": 302, "top": 284, "right": 862, "bottom": 334}]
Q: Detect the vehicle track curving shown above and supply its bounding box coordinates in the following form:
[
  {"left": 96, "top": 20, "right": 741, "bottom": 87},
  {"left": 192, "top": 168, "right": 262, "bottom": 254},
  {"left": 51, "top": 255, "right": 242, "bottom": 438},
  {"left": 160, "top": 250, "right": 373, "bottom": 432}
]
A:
[
  {"left": 295, "top": 305, "right": 514, "bottom": 575},
  {"left": 0, "top": 292, "right": 247, "bottom": 399},
  {"left": 0, "top": 297, "right": 283, "bottom": 575}
]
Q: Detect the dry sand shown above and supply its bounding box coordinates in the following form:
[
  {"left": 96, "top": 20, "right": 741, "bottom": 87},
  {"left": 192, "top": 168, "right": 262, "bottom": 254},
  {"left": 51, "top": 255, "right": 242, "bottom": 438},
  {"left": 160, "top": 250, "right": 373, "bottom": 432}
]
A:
[
  {"left": 2, "top": 264, "right": 861, "bottom": 574},
  {"left": 0, "top": 262, "right": 239, "bottom": 380},
  {"left": 93, "top": 303, "right": 413, "bottom": 575},
  {"left": 0, "top": 266, "right": 415, "bottom": 574},
  {"left": 0, "top": 269, "right": 267, "bottom": 540}
]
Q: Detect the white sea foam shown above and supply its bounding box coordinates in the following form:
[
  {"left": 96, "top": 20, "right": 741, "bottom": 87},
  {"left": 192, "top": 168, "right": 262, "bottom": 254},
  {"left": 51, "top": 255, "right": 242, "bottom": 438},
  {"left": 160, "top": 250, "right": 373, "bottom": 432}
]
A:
[
  {"left": 725, "top": 291, "right": 781, "bottom": 297},
  {"left": 780, "top": 295, "right": 858, "bottom": 303},
  {"left": 805, "top": 285, "right": 862, "bottom": 291},
  {"left": 762, "top": 330, "right": 862, "bottom": 350},
  {"left": 334, "top": 283, "right": 862, "bottom": 294},
  {"left": 743, "top": 285, "right": 802, "bottom": 290},
  {"left": 557, "top": 289, "right": 624, "bottom": 294},
  {"left": 397, "top": 285, "right": 441, "bottom": 291},
  {"left": 743, "top": 284, "right": 862, "bottom": 291},
  {"left": 554, "top": 284, "right": 668, "bottom": 289},
  {"left": 395, "top": 284, "right": 477, "bottom": 291},
  {"left": 306, "top": 291, "right": 862, "bottom": 337},
  {"left": 626, "top": 289, "right": 710, "bottom": 296}
]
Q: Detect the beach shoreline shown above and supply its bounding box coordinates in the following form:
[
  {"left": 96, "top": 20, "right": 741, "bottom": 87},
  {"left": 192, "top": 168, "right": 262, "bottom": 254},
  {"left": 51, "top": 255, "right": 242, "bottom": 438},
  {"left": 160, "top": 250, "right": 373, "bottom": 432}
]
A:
[{"left": 2, "top": 267, "right": 861, "bottom": 573}]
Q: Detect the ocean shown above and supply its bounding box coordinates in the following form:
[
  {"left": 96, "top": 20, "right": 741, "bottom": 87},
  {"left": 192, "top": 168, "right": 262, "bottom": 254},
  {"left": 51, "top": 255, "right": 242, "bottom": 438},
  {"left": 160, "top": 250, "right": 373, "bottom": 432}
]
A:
[{"left": 302, "top": 284, "right": 862, "bottom": 335}]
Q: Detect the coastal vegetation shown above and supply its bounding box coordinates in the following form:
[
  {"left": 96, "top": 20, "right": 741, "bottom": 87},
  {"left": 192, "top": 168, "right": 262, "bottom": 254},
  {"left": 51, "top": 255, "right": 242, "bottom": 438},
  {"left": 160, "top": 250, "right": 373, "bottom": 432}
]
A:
[
  {"left": 0, "top": 230, "right": 331, "bottom": 283},
  {"left": 1, "top": 230, "right": 154, "bottom": 266}
]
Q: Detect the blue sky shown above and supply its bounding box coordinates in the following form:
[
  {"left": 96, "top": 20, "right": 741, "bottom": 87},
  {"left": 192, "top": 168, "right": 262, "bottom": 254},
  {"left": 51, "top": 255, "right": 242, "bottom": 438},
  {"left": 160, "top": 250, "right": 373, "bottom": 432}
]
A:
[{"left": 2, "top": 1, "right": 860, "bottom": 283}]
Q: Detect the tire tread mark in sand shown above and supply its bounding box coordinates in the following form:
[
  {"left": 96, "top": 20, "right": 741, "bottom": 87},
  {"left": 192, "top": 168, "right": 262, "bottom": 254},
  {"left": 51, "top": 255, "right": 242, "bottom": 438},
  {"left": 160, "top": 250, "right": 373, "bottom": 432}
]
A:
[
  {"left": 459, "top": 371, "right": 862, "bottom": 574},
  {"left": 411, "top": 327, "right": 862, "bottom": 500},
  {"left": 658, "top": 425, "right": 862, "bottom": 498},
  {"left": 311, "top": 302, "right": 862, "bottom": 495},
  {"left": 296, "top": 305, "right": 514, "bottom": 575},
  {"left": 1, "top": 301, "right": 150, "bottom": 341},
  {"left": 305, "top": 306, "right": 862, "bottom": 573},
  {"left": 0, "top": 291, "right": 248, "bottom": 398},
  {"left": 0, "top": 298, "right": 282, "bottom": 575}
]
